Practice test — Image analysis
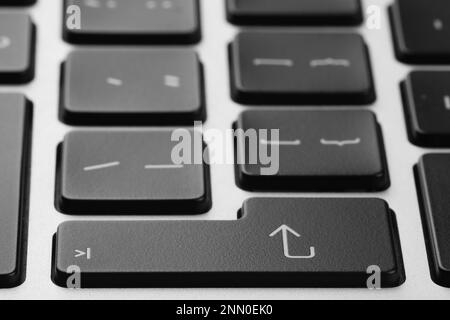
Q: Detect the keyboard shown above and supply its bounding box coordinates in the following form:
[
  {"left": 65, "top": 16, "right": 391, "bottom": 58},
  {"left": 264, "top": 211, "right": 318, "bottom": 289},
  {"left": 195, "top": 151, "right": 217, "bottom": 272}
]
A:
[{"left": 1, "top": 0, "right": 450, "bottom": 299}]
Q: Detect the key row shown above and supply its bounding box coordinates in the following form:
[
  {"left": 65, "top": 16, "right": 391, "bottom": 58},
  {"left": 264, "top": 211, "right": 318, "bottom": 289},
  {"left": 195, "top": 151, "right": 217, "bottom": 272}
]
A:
[
  {"left": 1, "top": 93, "right": 449, "bottom": 288},
  {"left": 1, "top": 18, "right": 375, "bottom": 103},
  {"left": 59, "top": 0, "right": 450, "bottom": 65},
  {"left": 4, "top": 0, "right": 446, "bottom": 66},
  {"left": 0, "top": 0, "right": 35, "bottom": 290},
  {"left": 0, "top": 94, "right": 399, "bottom": 288},
  {"left": 58, "top": 34, "right": 374, "bottom": 127},
  {"left": 51, "top": 152, "right": 450, "bottom": 289},
  {"left": 55, "top": 109, "right": 389, "bottom": 216},
  {"left": 62, "top": 0, "right": 364, "bottom": 46},
  {"left": 218, "top": 0, "right": 449, "bottom": 65},
  {"left": 12, "top": 17, "right": 449, "bottom": 117},
  {"left": 59, "top": 49, "right": 450, "bottom": 148}
]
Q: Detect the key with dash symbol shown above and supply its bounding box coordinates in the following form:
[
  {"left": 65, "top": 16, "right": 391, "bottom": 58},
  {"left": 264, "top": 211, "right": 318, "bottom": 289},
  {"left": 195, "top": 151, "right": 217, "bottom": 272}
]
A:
[{"left": 83, "top": 161, "right": 120, "bottom": 171}]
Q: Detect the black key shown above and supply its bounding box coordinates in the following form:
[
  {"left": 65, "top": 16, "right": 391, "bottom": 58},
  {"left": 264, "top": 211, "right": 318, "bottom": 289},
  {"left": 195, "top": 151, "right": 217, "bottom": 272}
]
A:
[
  {"left": 415, "top": 154, "right": 450, "bottom": 287},
  {"left": 63, "top": 0, "right": 201, "bottom": 45},
  {"left": 402, "top": 72, "right": 450, "bottom": 147},
  {"left": 234, "top": 110, "right": 389, "bottom": 191},
  {"left": 229, "top": 32, "right": 375, "bottom": 105},
  {"left": 227, "top": 0, "right": 363, "bottom": 26},
  {"left": 0, "top": 0, "right": 36, "bottom": 5},
  {"left": 60, "top": 49, "right": 206, "bottom": 126},
  {"left": 0, "top": 13, "right": 36, "bottom": 84},
  {"left": 390, "top": 0, "right": 450, "bottom": 64},
  {"left": 55, "top": 129, "right": 211, "bottom": 215},
  {"left": 52, "top": 198, "right": 405, "bottom": 288},
  {"left": 0, "top": 94, "right": 33, "bottom": 288}
]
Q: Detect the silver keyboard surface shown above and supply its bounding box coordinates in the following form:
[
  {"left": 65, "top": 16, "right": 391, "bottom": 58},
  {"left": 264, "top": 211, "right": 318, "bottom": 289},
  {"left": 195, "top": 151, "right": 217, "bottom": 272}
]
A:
[{"left": 1, "top": 0, "right": 449, "bottom": 299}]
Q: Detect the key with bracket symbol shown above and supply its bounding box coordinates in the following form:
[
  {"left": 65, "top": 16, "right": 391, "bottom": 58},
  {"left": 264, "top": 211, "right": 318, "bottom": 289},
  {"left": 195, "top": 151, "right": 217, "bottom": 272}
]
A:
[{"left": 235, "top": 109, "right": 390, "bottom": 192}]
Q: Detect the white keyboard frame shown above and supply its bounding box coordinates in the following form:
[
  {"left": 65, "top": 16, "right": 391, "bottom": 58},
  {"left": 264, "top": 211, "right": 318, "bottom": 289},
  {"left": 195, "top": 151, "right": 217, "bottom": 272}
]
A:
[{"left": 1, "top": 0, "right": 449, "bottom": 300}]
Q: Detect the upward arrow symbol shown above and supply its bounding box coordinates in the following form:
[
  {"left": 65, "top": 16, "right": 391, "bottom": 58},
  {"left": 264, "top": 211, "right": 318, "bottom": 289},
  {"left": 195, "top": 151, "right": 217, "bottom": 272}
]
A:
[{"left": 270, "top": 225, "right": 316, "bottom": 259}]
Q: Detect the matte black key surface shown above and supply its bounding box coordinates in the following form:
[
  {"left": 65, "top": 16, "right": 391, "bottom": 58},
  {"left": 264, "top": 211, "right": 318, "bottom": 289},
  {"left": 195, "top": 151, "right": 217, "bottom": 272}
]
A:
[
  {"left": 0, "top": 94, "right": 33, "bottom": 288},
  {"left": 234, "top": 110, "right": 389, "bottom": 192},
  {"left": 0, "top": 13, "right": 35, "bottom": 84},
  {"left": 390, "top": 0, "right": 450, "bottom": 64},
  {"left": 63, "top": 0, "right": 201, "bottom": 44},
  {"left": 227, "top": 0, "right": 363, "bottom": 26},
  {"left": 56, "top": 130, "right": 211, "bottom": 215},
  {"left": 229, "top": 32, "right": 375, "bottom": 105},
  {"left": 60, "top": 49, "right": 206, "bottom": 126},
  {"left": 52, "top": 198, "right": 405, "bottom": 288},
  {"left": 402, "top": 72, "right": 450, "bottom": 147},
  {"left": 415, "top": 154, "right": 450, "bottom": 287}
]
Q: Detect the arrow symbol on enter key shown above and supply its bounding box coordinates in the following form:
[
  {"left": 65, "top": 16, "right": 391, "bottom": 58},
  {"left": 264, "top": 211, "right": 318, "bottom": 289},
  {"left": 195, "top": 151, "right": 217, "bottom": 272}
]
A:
[{"left": 270, "top": 225, "right": 315, "bottom": 259}]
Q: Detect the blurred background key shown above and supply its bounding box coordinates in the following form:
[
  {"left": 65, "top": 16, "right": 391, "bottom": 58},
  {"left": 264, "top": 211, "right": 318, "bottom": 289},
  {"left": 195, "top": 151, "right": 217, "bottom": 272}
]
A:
[
  {"left": 0, "top": 13, "right": 36, "bottom": 84},
  {"left": 390, "top": 0, "right": 450, "bottom": 64},
  {"left": 227, "top": 0, "right": 363, "bottom": 26},
  {"left": 63, "top": 0, "right": 201, "bottom": 45}
]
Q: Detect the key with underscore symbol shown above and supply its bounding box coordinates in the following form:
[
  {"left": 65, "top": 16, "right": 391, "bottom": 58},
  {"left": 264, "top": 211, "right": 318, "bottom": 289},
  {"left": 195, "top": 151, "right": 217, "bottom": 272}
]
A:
[{"left": 55, "top": 129, "right": 212, "bottom": 215}]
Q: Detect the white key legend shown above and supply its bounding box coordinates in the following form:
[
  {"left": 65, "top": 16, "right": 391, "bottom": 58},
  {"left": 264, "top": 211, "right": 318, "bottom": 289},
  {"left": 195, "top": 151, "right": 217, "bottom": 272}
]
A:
[{"left": 83, "top": 161, "right": 120, "bottom": 171}]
